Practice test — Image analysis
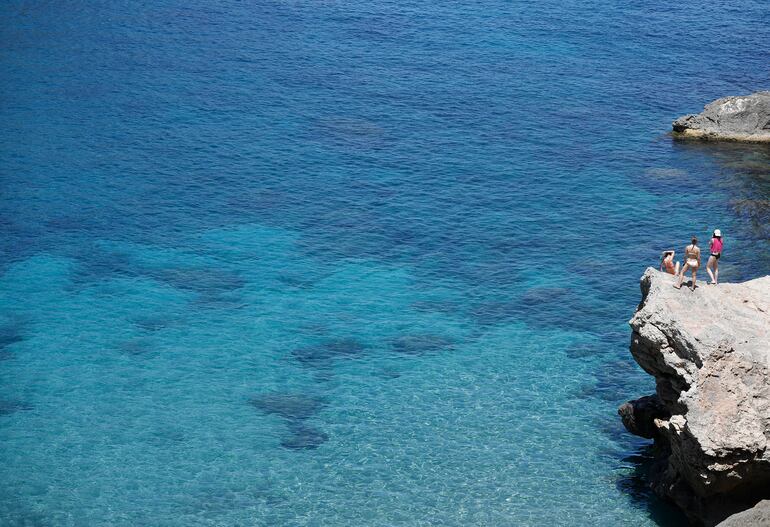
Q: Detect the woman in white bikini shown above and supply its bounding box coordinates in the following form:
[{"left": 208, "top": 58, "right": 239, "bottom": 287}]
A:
[{"left": 675, "top": 237, "right": 701, "bottom": 290}]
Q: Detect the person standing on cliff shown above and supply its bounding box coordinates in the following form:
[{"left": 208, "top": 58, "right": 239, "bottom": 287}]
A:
[
  {"left": 706, "top": 229, "right": 723, "bottom": 285},
  {"left": 675, "top": 237, "right": 701, "bottom": 290}
]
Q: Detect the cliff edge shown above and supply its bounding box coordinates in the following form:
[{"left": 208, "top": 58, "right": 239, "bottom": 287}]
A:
[
  {"left": 672, "top": 91, "right": 770, "bottom": 142},
  {"left": 620, "top": 268, "right": 770, "bottom": 525}
]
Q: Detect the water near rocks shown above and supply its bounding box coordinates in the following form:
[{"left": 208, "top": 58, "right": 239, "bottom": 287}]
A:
[{"left": 1, "top": 1, "right": 769, "bottom": 525}]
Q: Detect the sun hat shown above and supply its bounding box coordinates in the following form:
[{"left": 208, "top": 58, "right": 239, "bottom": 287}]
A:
[{"left": 714, "top": 229, "right": 722, "bottom": 237}]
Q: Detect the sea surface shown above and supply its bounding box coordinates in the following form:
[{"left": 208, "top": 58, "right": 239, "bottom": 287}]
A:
[{"left": 1, "top": 1, "right": 769, "bottom": 525}]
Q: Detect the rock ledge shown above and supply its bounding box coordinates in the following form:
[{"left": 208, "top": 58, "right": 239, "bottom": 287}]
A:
[
  {"left": 620, "top": 268, "right": 770, "bottom": 526},
  {"left": 672, "top": 91, "right": 770, "bottom": 142}
]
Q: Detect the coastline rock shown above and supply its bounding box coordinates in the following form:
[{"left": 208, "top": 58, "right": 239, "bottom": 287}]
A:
[
  {"left": 672, "top": 91, "right": 770, "bottom": 142},
  {"left": 621, "top": 268, "right": 770, "bottom": 525},
  {"left": 618, "top": 394, "right": 670, "bottom": 439},
  {"left": 716, "top": 500, "right": 770, "bottom": 527}
]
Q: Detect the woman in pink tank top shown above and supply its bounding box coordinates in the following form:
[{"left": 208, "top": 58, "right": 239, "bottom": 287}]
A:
[{"left": 706, "top": 229, "right": 723, "bottom": 285}]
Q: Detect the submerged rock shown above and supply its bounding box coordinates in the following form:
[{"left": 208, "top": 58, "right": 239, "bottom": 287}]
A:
[
  {"left": 390, "top": 334, "right": 454, "bottom": 355},
  {"left": 0, "top": 399, "right": 33, "bottom": 416},
  {"left": 250, "top": 393, "right": 326, "bottom": 421},
  {"left": 291, "top": 339, "right": 365, "bottom": 369},
  {"left": 281, "top": 422, "right": 329, "bottom": 450},
  {"left": 117, "top": 338, "right": 154, "bottom": 356},
  {"left": 620, "top": 268, "right": 770, "bottom": 525},
  {"left": 0, "top": 330, "right": 23, "bottom": 349},
  {"left": 672, "top": 92, "right": 770, "bottom": 142},
  {"left": 155, "top": 267, "right": 245, "bottom": 294}
]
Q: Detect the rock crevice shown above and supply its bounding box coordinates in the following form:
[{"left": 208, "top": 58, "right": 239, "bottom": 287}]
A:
[{"left": 620, "top": 268, "right": 770, "bottom": 525}]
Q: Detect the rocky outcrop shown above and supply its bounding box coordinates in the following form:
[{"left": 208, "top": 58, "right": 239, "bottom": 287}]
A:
[
  {"left": 716, "top": 500, "right": 770, "bottom": 527},
  {"left": 618, "top": 394, "right": 669, "bottom": 439},
  {"left": 620, "top": 268, "right": 770, "bottom": 525},
  {"left": 672, "top": 91, "right": 770, "bottom": 142}
]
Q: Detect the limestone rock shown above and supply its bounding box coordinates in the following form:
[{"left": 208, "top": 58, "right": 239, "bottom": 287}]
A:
[
  {"left": 618, "top": 394, "right": 670, "bottom": 439},
  {"left": 672, "top": 91, "right": 770, "bottom": 142},
  {"left": 622, "top": 268, "right": 770, "bottom": 525},
  {"left": 716, "top": 500, "right": 770, "bottom": 527}
]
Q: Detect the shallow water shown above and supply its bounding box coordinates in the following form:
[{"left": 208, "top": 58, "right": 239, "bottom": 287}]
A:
[{"left": 1, "top": 1, "right": 769, "bottom": 525}]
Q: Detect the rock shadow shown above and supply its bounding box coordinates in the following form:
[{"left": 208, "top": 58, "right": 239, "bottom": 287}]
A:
[
  {"left": 0, "top": 327, "right": 24, "bottom": 350},
  {"left": 0, "top": 399, "right": 33, "bottom": 416},
  {"left": 0, "top": 322, "right": 23, "bottom": 361},
  {"left": 281, "top": 422, "right": 329, "bottom": 450},
  {"left": 147, "top": 425, "right": 186, "bottom": 446},
  {"left": 250, "top": 393, "right": 326, "bottom": 421},
  {"left": 154, "top": 267, "right": 246, "bottom": 296},
  {"left": 307, "top": 116, "right": 386, "bottom": 151},
  {"left": 616, "top": 444, "right": 690, "bottom": 527},
  {"left": 565, "top": 342, "right": 602, "bottom": 359},
  {"left": 472, "top": 286, "right": 610, "bottom": 331},
  {"left": 389, "top": 334, "right": 455, "bottom": 355},
  {"left": 69, "top": 247, "right": 138, "bottom": 288},
  {"left": 250, "top": 392, "right": 330, "bottom": 451},
  {"left": 291, "top": 339, "right": 365, "bottom": 370},
  {"left": 276, "top": 274, "right": 316, "bottom": 289},
  {"left": 117, "top": 338, "right": 154, "bottom": 356},
  {"left": 410, "top": 300, "right": 462, "bottom": 315},
  {"left": 578, "top": 359, "right": 640, "bottom": 403},
  {"left": 148, "top": 266, "right": 247, "bottom": 309},
  {"left": 132, "top": 315, "right": 176, "bottom": 332}
]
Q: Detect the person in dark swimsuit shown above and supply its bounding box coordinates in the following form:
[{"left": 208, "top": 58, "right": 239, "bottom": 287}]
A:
[{"left": 706, "top": 229, "right": 723, "bottom": 285}]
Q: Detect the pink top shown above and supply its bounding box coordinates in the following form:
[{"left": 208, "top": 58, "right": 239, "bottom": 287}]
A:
[{"left": 710, "top": 237, "right": 723, "bottom": 254}]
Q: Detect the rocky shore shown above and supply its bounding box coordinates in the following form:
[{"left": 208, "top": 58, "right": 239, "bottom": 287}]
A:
[
  {"left": 619, "top": 268, "right": 770, "bottom": 526},
  {"left": 672, "top": 91, "right": 770, "bottom": 142}
]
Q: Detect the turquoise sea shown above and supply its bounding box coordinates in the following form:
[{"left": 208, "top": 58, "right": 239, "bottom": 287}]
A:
[{"left": 1, "top": 1, "right": 769, "bottom": 525}]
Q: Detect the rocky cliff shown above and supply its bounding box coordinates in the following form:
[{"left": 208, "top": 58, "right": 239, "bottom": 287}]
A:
[
  {"left": 716, "top": 500, "right": 770, "bottom": 527},
  {"left": 672, "top": 91, "right": 770, "bottom": 142},
  {"left": 619, "top": 268, "right": 770, "bottom": 526}
]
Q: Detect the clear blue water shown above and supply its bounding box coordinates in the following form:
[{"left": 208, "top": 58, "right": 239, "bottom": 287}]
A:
[{"left": 1, "top": 1, "right": 769, "bottom": 525}]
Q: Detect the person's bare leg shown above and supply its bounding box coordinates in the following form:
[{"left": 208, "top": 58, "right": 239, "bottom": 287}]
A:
[
  {"left": 691, "top": 269, "right": 697, "bottom": 290},
  {"left": 714, "top": 259, "right": 719, "bottom": 285},
  {"left": 675, "top": 263, "right": 689, "bottom": 289},
  {"left": 675, "top": 261, "right": 680, "bottom": 276},
  {"left": 707, "top": 256, "right": 716, "bottom": 284}
]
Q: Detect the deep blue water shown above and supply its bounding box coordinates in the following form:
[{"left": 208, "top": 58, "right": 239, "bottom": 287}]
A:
[{"left": 1, "top": 1, "right": 769, "bottom": 525}]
